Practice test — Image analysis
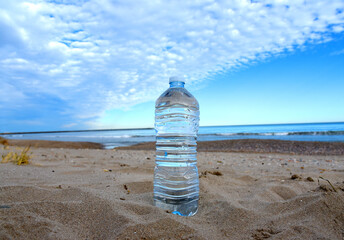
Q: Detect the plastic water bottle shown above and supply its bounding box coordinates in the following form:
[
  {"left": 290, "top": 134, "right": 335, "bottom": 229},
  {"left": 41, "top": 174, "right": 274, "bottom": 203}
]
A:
[{"left": 154, "top": 76, "right": 200, "bottom": 216}]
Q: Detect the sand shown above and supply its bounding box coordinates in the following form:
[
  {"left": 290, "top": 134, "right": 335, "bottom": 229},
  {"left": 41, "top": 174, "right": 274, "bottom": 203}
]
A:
[{"left": 1, "top": 140, "right": 344, "bottom": 239}]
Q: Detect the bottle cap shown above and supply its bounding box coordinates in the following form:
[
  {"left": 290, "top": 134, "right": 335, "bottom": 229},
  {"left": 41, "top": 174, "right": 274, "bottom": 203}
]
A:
[{"left": 169, "top": 76, "right": 185, "bottom": 83}]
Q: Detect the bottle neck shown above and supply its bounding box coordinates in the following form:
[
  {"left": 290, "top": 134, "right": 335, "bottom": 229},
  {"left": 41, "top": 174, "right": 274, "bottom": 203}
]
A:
[{"left": 169, "top": 81, "right": 185, "bottom": 88}]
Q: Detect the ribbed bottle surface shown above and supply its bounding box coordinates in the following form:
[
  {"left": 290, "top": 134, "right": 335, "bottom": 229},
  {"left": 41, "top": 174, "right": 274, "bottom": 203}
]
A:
[{"left": 154, "top": 80, "right": 199, "bottom": 216}]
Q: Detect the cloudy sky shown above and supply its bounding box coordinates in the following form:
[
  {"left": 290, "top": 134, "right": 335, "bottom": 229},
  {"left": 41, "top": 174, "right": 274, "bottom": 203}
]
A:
[{"left": 1, "top": 0, "right": 344, "bottom": 132}]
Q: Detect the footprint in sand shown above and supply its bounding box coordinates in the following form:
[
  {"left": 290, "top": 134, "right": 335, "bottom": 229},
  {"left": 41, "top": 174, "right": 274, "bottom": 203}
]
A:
[
  {"left": 124, "top": 181, "right": 153, "bottom": 194},
  {"left": 123, "top": 202, "right": 154, "bottom": 215},
  {"left": 0, "top": 186, "right": 129, "bottom": 239},
  {"left": 270, "top": 186, "right": 298, "bottom": 200},
  {"left": 117, "top": 218, "right": 203, "bottom": 239}
]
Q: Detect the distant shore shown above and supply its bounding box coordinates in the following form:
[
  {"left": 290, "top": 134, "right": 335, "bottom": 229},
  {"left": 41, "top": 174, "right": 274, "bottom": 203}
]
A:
[{"left": 0, "top": 127, "right": 154, "bottom": 135}]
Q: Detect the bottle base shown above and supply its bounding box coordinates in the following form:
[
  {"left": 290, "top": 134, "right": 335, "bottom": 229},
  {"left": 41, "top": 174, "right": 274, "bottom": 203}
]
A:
[{"left": 154, "top": 197, "right": 198, "bottom": 216}]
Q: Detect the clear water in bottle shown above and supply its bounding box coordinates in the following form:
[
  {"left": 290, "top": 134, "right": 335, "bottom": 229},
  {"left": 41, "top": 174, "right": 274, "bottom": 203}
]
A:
[{"left": 154, "top": 76, "right": 200, "bottom": 216}]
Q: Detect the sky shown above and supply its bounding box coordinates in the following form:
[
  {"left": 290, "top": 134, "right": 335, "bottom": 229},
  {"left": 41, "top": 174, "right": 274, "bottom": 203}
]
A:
[{"left": 0, "top": 0, "right": 344, "bottom": 132}]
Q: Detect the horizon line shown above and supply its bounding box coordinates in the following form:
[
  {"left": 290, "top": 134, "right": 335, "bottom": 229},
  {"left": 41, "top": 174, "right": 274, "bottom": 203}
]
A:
[{"left": 1, "top": 121, "right": 343, "bottom": 135}]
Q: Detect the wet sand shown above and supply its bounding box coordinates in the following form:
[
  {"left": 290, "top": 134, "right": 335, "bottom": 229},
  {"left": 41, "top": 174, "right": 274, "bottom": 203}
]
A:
[
  {"left": 118, "top": 139, "right": 344, "bottom": 155},
  {"left": 1, "top": 137, "right": 103, "bottom": 149},
  {"left": 1, "top": 139, "right": 344, "bottom": 239}
]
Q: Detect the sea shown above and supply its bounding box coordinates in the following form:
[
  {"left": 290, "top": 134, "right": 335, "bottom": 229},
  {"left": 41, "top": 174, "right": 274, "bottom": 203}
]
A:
[{"left": 2, "top": 122, "right": 344, "bottom": 149}]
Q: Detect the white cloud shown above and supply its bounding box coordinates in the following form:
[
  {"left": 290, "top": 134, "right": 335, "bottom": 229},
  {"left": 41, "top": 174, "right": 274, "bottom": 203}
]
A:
[
  {"left": 62, "top": 122, "right": 78, "bottom": 128},
  {"left": 0, "top": 82, "right": 27, "bottom": 107},
  {"left": 331, "top": 48, "right": 344, "bottom": 55},
  {"left": 0, "top": 0, "right": 344, "bottom": 127}
]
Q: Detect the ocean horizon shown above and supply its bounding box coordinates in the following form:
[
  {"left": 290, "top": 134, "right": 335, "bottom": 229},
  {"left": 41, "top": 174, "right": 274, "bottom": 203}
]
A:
[
  {"left": 2, "top": 121, "right": 344, "bottom": 135},
  {"left": 2, "top": 122, "right": 344, "bottom": 149}
]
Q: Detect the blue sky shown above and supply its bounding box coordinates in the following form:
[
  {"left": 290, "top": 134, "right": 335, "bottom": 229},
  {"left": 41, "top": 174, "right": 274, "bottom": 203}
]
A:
[{"left": 1, "top": 0, "right": 344, "bottom": 132}]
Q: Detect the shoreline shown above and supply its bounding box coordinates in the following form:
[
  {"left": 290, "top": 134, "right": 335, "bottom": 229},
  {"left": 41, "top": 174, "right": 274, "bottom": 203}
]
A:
[{"left": 2, "top": 136, "right": 344, "bottom": 155}]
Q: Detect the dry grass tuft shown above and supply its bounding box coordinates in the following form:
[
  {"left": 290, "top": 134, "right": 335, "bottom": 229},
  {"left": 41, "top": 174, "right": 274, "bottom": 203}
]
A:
[{"left": 1, "top": 146, "right": 32, "bottom": 165}]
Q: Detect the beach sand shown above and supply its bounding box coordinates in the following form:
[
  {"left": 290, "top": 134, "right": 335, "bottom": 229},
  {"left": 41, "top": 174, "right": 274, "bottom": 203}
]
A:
[{"left": 1, "top": 139, "right": 344, "bottom": 239}]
